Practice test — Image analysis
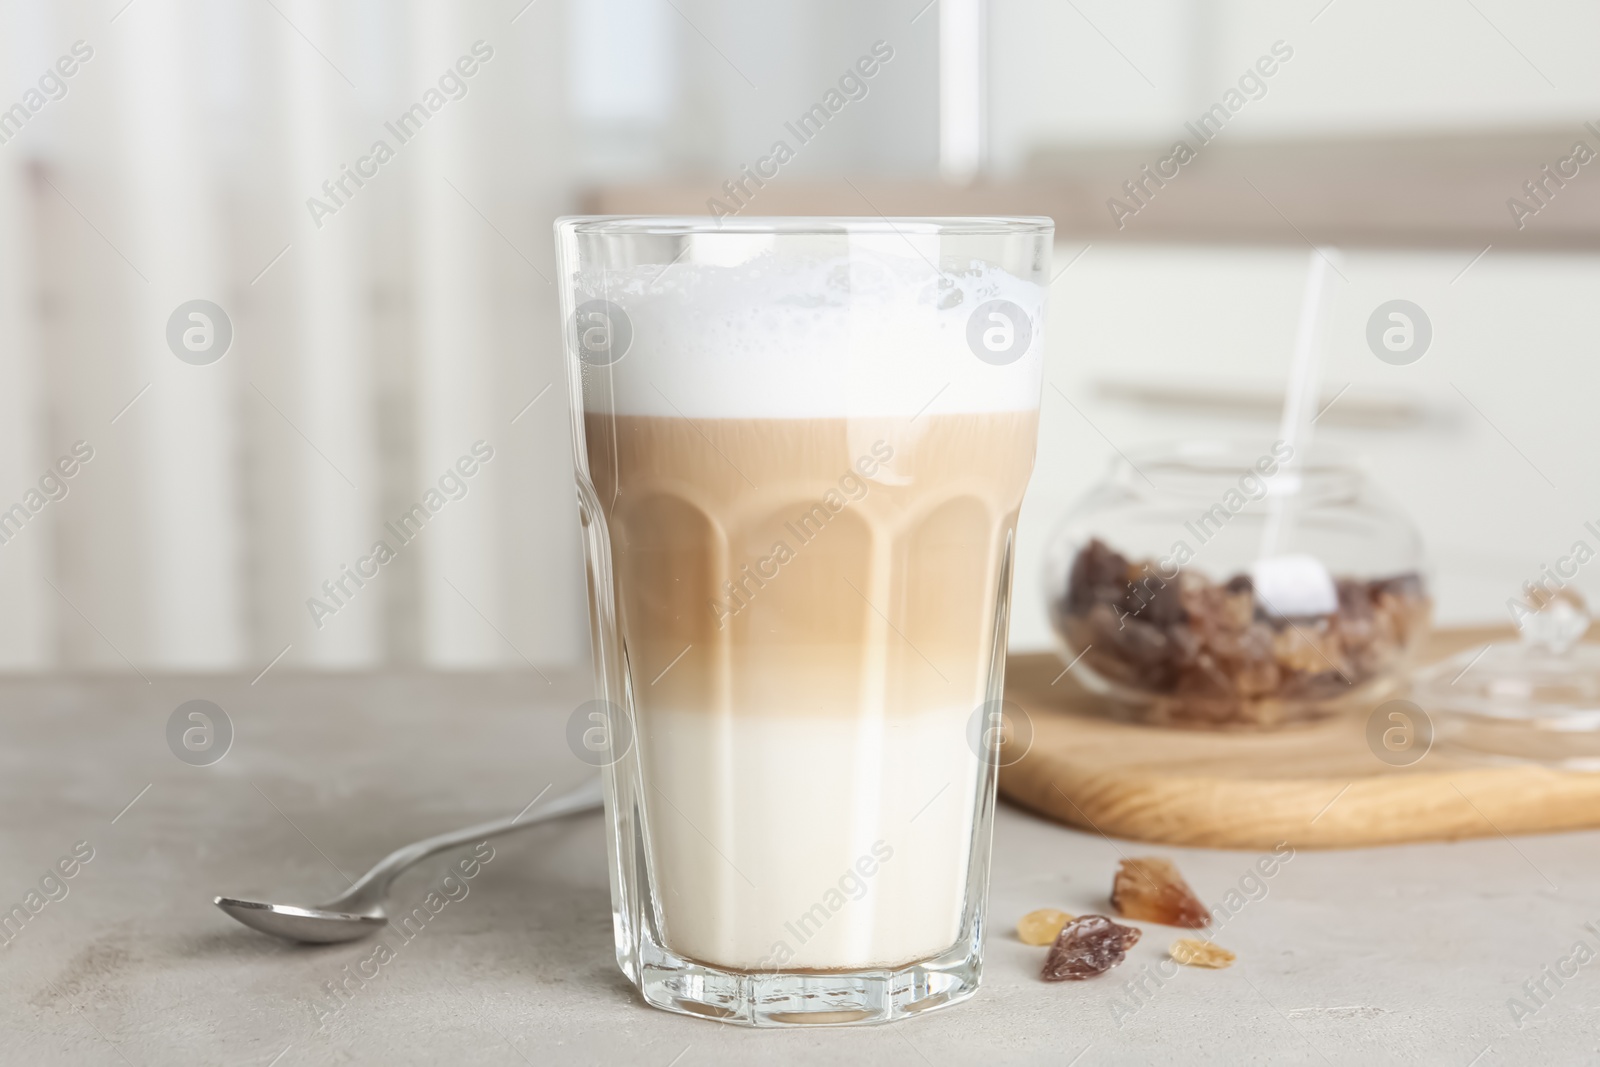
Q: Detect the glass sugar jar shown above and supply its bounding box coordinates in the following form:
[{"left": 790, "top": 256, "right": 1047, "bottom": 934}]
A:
[{"left": 1042, "top": 441, "right": 1431, "bottom": 728}]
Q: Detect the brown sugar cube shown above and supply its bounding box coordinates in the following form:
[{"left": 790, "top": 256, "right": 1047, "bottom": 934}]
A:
[
  {"left": 1017, "top": 908, "right": 1074, "bottom": 946},
  {"left": 1170, "top": 938, "right": 1235, "bottom": 968},
  {"left": 1041, "top": 915, "right": 1142, "bottom": 981},
  {"left": 1111, "top": 857, "right": 1210, "bottom": 928}
]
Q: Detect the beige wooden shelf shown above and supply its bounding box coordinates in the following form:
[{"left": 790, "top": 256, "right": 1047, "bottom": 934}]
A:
[{"left": 584, "top": 128, "right": 1600, "bottom": 250}]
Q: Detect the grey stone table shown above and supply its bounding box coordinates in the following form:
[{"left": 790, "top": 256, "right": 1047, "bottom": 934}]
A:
[{"left": 1, "top": 671, "right": 1595, "bottom": 1066}]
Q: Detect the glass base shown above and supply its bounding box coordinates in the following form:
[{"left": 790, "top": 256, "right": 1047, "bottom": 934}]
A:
[
  {"left": 635, "top": 933, "right": 982, "bottom": 1027},
  {"left": 1420, "top": 641, "right": 1600, "bottom": 769},
  {"left": 1438, "top": 712, "right": 1600, "bottom": 770}
]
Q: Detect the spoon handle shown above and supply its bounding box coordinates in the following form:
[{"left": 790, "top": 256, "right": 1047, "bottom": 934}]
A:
[{"left": 331, "top": 777, "right": 604, "bottom": 910}]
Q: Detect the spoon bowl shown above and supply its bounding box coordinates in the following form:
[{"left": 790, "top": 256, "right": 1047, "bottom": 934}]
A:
[{"left": 213, "top": 897, "right": 389, "bottom": 943}]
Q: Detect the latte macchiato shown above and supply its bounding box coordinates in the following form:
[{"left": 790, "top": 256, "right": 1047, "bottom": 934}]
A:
[
  {"left": 575, "top": 244, "right": 1047, "bottom": 974},
  {"left": 588, "top": 410, "right": 1037, "bottom": 969}
]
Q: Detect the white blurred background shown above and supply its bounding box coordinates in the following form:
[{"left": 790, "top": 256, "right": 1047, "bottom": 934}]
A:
[{"left": 1, "top": 0, "right": 1597, "bottom": 674}]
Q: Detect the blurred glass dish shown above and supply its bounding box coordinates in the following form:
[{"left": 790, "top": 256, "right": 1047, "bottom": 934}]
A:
[
  {"left": 1417, "top": 590, "right": 1600, "bottom": 769},
  {"left": 1043, "top": 441, "right": 1431, "bottom": 728}
]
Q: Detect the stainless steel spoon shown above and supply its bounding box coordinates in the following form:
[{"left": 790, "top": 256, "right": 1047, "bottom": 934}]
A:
[{"left": 215, "top": 777, "right": 604, "bottom": 943}]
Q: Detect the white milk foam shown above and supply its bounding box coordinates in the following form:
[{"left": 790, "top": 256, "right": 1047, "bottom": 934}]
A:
[{"left": 577, "top": 246, "right": 1046, "bottom": 419}]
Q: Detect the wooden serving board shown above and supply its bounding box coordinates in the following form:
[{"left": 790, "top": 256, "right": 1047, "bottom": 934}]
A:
[{"left": 999, "top": 628, "right": 1600, "bottom": 849}]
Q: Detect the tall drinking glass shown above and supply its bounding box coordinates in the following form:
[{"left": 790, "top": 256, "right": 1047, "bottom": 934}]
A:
[{"left": 556, "top": 216, "right": 1052, "bottom": 1026}]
